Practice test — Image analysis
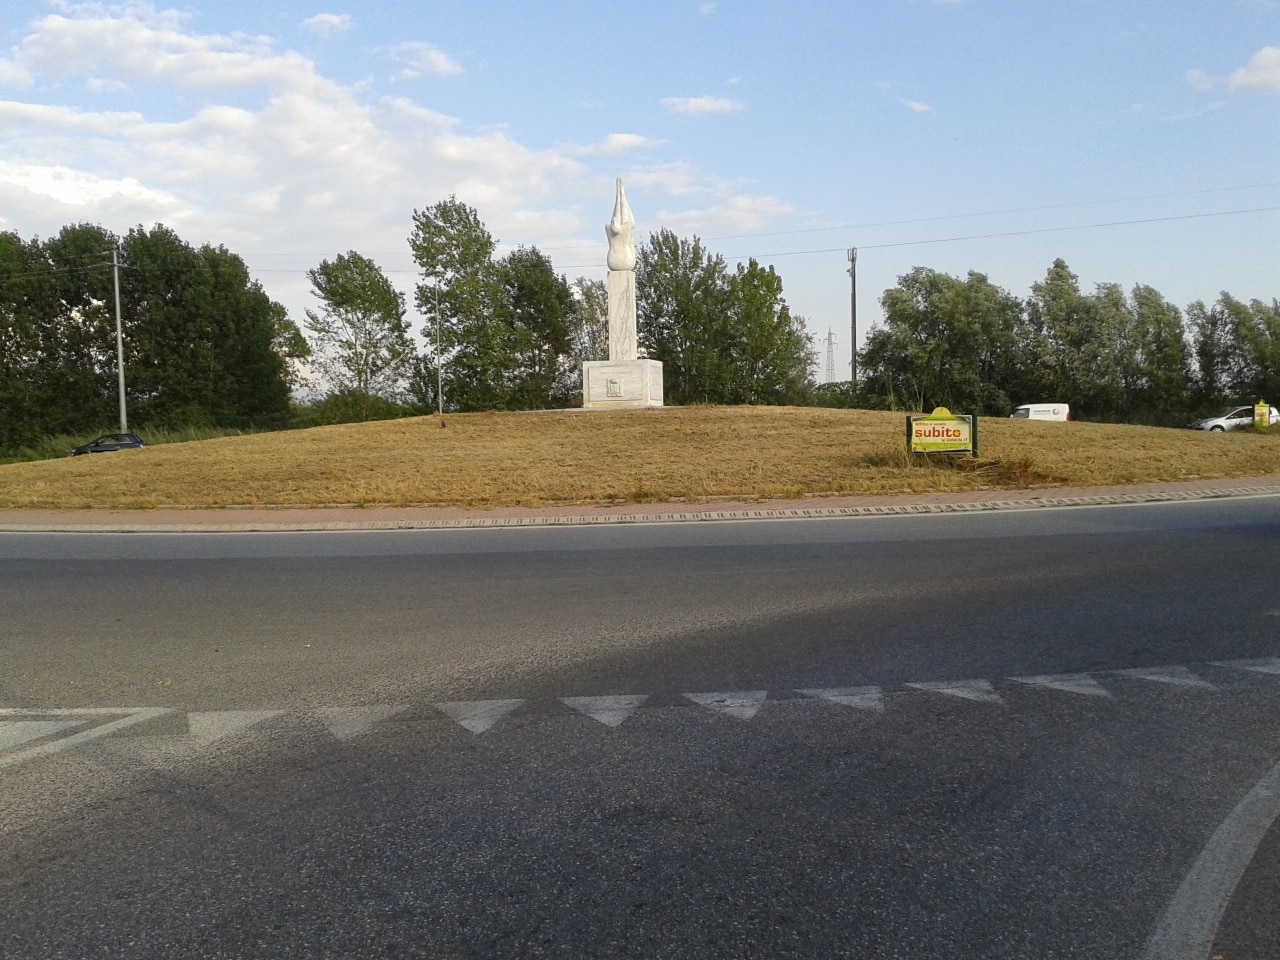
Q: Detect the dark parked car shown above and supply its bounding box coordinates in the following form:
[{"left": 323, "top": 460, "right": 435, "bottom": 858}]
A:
[{"left": 70, "top": 433, "right": 146, "bottom": 456}]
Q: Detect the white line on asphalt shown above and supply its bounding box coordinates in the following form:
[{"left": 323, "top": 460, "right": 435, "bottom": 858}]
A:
[
  {"left": 316, "top": 706, "right": 408, "bottom": 740},
  {"left": 684, "top": 691, "right": 768, "bottom": 720},
  {"left": 1010, "top": 674, "right": 1114, "bottom": 697},
  {"left": 1215, "top": 656, "right": 1280, "bottom": 676},
  {"left": 796, "top": 686, "right": 886, "bottom": 712},
  {"left": 0, "top": 720, "right": 81, "bottom": 750},
  {"left": 187, "top": 710, "right": 284, "bottom": 740},
  {"left": 560, "top": 696, "right": 648, "bottom": 727},
  {"left": 1143, "top": 755, "right": 1280, "bottom": 960},
  {"left": 1112, "top": 666, "right": 1216, "bottom": 689},
  {"left": 433, "top": 699, "right": 525, "bottom": 734},
  {"left": 906, "top": 679, "right": 1004, "bottom": 703},
  {"left": 0, "top": 708, "right": 172, "bottom": 769}
]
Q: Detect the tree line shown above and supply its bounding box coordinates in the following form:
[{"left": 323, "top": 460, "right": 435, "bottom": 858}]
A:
[
  {"left": 3, "top": 210, "right": 1274, "bottom": 454},
  {"left": 0, "top": 223, "right": 306, "bottom": 449},
  {"left": 857, "top": 259, "right": 1280, "bottom": 425}
]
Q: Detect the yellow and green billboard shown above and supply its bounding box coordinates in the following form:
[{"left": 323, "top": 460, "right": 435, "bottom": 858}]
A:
[{"left": 907, "top": 407, "right": 977, "bottom": 455}]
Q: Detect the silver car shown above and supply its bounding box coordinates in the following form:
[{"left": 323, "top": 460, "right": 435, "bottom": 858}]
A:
[{"left": 1191, "top": 405, "right": 1280, "bottom": 432}]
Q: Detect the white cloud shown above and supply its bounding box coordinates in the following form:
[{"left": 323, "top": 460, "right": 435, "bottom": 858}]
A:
[
  {"left": 661, "top": 95, "right": 743, "bottom": 116},
  {"left": 0, "top": 4, "right": 803, "bottom": 333},
  {"left": 567, "top": 133, "right": 663, "bottom": 157},
  {"left": 1185, "top": 68, "right": 1215, "bottom": 92},
  {"left": 390, "top": 41, "right": 463, "bottom": 79},
  {"left": 658, "top": 193, "right": 799, "bottom": 237},
  {"left": 1229, "top": 46, "right": 1280, "bottom": 91},
  {"left": 9, "top": 5, "right": 315, "bottom": 93},
  {"left": 0, "top": 57, "right": 33, "bottom": 89},
  {"left": 902, "top": 99, "right": 934, "bottom": 113},
  {"left": 624, "top": 162, "right": 706, "bottom": 197},
  {"left": 699, "top": 3, "right": 717, "bottom": 14},
  {"left": 0, "top": 160, "right": 177, "bottom": 208},
  {"left": 302, "top": 14, "right": 353, "bottom": 37}
]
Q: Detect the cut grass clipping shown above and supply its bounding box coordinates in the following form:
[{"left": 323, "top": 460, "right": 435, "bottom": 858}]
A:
[{"left": 1, "top": 406, "right": 1278, "bottom": 510}]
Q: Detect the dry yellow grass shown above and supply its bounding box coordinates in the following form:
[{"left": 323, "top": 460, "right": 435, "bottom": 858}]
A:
[{"left": 2, "top": 406, "right": 1279, "bottom": 510}]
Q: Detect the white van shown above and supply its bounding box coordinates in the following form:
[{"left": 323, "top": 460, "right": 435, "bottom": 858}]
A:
[{"left": 1010, "top": 403, "right": 1070, "bottom": 421}]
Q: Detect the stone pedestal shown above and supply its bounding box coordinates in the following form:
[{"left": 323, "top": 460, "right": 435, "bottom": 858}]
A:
[{"left": 582, "top": 359, "right": 664, "bottom": 409}]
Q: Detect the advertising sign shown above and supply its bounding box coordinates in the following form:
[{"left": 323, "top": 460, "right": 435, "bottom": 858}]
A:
[
  {"left": 907, "top": 407, "right": 977, "bottom": 456},
  {"left": 1255, "top": 400, "right": 1270, "bottom": 430}
]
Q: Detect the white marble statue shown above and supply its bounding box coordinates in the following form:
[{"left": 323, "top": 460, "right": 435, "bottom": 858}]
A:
[
  {"left": 605, "top": 177, "right": 638, "bottom": 361},
  {"left": 582, "top": 176, "right": 662, "bottom": 408},
  {"left": 606, "top": 176, "right": 636, "bottom": 271}
]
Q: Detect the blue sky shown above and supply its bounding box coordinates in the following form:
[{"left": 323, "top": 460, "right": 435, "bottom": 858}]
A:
[{"left": 2, "top": 0, "right": 1277, "bottom": 379}]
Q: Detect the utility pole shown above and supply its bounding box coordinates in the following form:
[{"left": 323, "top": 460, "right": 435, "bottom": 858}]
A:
[
  {"left": 825, "top": 329, "right": 836, "bottom": 384},
  {"left": 846, "top": 248, "right": 857, "bottom": 388},
  {"left": 111, "top": 245, "right": 128, "bottom": 432}
]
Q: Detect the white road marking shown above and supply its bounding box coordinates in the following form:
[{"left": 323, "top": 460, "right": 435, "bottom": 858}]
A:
[
  {"left": 560, "top": 695, "right": 648, "bottom": 727},
  {"left": 1143, "top": 755, "right": 1280, "bottom": 960},
  {"left": 0, "top": 708, "right": 172, "bottom": 769},
  {"left": 315, "top": 706, "right": 407, "bottom": 740},
  {"left": 796, "top": 686, "right": 885, "bottom": 712},
  {"left": 1010, "top": 673, "right": 1114, "bottom": 697},
  {"left": 0, "top": 720, "right": 81, "bottom": 750},
  {"left": 1214, "top": 656, "right": 1280, "bottom": 676},
  {"left": 433, "top": 699, "right": 525, "bottom": 734},
  {"left": 1112, "top": 665, "right": 1216, "bottom": 689},
  {"left": 906, "top": 679, "right": 1004, "bottom": 703},
  {"left": 187, "top": 710, "right": 284, "bottom": 740},
  {"left": 684, "top": 691, "right": 768, "bottom": 720}
]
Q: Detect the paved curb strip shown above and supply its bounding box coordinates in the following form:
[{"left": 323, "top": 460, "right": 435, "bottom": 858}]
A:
[{"left": 3, "top": 483, "right": 1279, "bottom": 533}]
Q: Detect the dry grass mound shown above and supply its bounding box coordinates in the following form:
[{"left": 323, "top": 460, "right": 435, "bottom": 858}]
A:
[{"left": 2, "top": 406, "right": 1279, "bottom": 510}]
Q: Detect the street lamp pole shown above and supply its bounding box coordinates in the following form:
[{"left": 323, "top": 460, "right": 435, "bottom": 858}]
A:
[
  {"left": 847, "top": 247, "right": 858, "bottom": 388},
  {"left": 112, "top": 245, "right": 128, "bottom": 432}
]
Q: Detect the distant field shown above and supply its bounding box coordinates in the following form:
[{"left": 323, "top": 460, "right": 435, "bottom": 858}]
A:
[{"left": 1, "top": 406, "right": 1279, "bottom": 510}]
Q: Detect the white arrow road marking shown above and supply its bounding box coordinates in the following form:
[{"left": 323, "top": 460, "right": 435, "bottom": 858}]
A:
[
  {"left": 187, "top": 710, "right": 284, "bottom": 740},
  {"left": 796, "top": 686, "right": 885, "bottom": 712},
  {"left": 1010, "top": 673, "right": 1114, "bottom": 697},
  {"left": 0, "top": 720, "right": 81, "bottom": 750},
  {"left": 1112, "top": 665, "right": 1216, "bottom": 689},
  {"left": 906, "top": 679, "right": 1004, "bottom": 703},
  {"left": 560, "top": 696, "right": 648, "bottom": 727},
  {"left": 1214, "top": 656, "right": 1280, "bottom": 676},
  {"left": 433, "top": 700, "right": 525, "bottom": 734},
  {"left": 684, "top": 691, "right": 768, "bottom": 720},
  {"left": 315, "top": 706, "right": 407, "bottom": 741},
  {"left": 0, "top": 708, "right": 172, "bottom": 769}
]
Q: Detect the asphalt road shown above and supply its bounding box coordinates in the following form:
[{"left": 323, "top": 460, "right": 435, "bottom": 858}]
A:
[{"left": 3, "top": 497, "right": 1280, "bottom": 958}]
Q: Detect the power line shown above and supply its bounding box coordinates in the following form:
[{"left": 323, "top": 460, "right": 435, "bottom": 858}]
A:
[
  {"left": 718, "top": 204, "right": 1280, "bottom": 262},
  {"left": 702, "top": 180, "right": 1280, "bottom": 242},
  {"left": 231, "top": 181, "right": 1280, "bottom": 259}
]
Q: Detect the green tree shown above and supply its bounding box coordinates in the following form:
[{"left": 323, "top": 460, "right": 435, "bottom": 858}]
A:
[
  {"left": 725, "top": 258, "right": 815, "bottom": 405},
  {"left": 408, "top": 199, "right": 580, "bottom": 411},
  {"left": 1190, "top": 293, "right": 1280, "bottom": 411},
  {"left": 498, "top": 245, "right": 575, "bottom": 408},
  {"left": 1127, "top": 284, "right": 1191, "bottom": 423},
  {"left": 119, "top": 225, "right": 297, "bottom": 428},
  {"left": 637, "top": 230, "right": 812, "bottom": 405},
  {"left": 860, "top": 267, "right": 1024, "bottom": 414},
  {"left": 569, "top": 277, "right": 609, "bottom": 364},
  {"left": 0, "top": 222, "right": 299, "bottom": 443},
  {"left": 637, "top": 229, "right": 734, "bottom": 404},
  {"left": 305, "top": 251, "right": 411, "bottom": 420},
  {"left": 408, "top": 196, "right": 502, "bottom": 412}
]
